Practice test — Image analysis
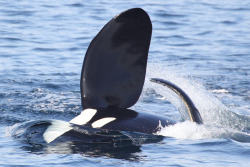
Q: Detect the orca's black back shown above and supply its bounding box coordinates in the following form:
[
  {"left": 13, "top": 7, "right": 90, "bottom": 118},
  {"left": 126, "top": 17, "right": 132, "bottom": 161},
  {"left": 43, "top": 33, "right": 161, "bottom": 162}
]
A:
[{"left": 81, "top": 8, "right": 152, "bottom": 109}]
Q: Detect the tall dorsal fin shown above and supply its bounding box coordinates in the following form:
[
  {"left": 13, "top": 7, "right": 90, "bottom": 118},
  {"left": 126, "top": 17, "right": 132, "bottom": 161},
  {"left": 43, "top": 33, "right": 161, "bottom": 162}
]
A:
[
  {"left": 150, "top": 78, "right": 203, "bottom": 124},
  {"left": 81, "top": 8, "right": 152, "bottom": 109}
]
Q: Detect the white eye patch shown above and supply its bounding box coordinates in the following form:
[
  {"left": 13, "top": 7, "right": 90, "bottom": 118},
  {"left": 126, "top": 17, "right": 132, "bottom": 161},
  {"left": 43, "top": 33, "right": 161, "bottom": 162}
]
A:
[
  {"left": 70, "top": 108, "right": 97, "bottom": 125},
  {"left": 91, "top": 117, "right": 116, "bottom": 128}
]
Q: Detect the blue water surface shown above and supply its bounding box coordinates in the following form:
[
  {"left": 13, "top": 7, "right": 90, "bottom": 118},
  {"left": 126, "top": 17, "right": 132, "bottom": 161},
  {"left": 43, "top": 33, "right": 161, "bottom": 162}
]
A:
[{"left": 0, "top": 0, "right": 250, "bottom": 166}]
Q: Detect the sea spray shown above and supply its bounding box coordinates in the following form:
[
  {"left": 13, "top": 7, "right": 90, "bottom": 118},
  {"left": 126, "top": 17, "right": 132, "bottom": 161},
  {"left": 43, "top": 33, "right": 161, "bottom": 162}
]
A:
[{"left": 142, "top": 63, "right": 250, "bottom": 141}]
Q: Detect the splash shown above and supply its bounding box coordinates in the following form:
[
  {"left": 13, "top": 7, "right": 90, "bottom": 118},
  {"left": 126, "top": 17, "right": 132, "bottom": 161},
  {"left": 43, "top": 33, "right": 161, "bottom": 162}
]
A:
[
  {"left": 143, "top": 62, "right": 250, "bottom": 142},
  {"left": 156, "top": 121, "right": 250, "bottom": 142}
]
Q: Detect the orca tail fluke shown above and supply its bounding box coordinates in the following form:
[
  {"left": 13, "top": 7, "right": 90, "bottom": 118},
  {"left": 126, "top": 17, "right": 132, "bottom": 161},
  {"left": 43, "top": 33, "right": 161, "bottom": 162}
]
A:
[
  {"left": 150, "top": 78, "right": 203, "bottom": 124},
  {"left": 81, "top": 8, "right": 152, "bottom": 110}
]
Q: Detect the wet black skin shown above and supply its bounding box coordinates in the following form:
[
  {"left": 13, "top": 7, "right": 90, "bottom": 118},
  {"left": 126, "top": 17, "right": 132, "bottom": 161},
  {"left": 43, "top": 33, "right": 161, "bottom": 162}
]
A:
[
  {"left": 81, "top": 8, "right": 152, "bottom": 109},
  {"left": 85, "top": 108, "right": 176, "bottom": 134}
]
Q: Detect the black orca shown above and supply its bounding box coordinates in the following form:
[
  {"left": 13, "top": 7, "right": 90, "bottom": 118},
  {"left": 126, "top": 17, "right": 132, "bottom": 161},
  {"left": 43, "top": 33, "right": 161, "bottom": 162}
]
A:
[{"left": 11, "top": 8, "right": 202, "bottom": 146}]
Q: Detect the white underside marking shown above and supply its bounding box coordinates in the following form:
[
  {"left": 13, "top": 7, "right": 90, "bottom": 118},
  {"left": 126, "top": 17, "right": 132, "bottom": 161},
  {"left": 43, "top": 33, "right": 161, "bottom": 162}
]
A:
[
  {"left": 91, "top": 117, "right": 116, "bottom": 128},
  {"left": 70, "top": 108, "right": 97, "bottom": 125},
  {"left": 43, "top": 109, "right": 114, "bottom": 143},
  {"left": 43, "top": 120, "right": 72, "bottom": 143}
]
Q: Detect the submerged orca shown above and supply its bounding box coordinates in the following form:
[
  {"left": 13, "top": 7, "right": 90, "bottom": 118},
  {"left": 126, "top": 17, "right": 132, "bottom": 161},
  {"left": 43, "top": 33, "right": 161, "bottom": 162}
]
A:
[{"left": 12, "top": 8, "right": 202, "bottom": 145}]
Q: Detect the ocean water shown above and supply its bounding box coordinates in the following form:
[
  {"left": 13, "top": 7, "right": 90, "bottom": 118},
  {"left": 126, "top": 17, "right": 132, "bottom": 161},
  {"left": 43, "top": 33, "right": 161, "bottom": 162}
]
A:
[{"left": 0, "top": 0, "right": 250, "bottom": 166}]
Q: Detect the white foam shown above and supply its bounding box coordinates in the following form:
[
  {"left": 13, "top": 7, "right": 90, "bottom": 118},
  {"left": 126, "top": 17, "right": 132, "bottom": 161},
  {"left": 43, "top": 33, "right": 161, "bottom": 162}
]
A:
[
  {"left": 156, "top": 121, "right": 250, "bottom": 142},
  {"left": 91, "top": 117, "right": 116, "bottom": 128},
  {"left": 70, "top": 108, "right": 97, "bottom": 125},
  {"left": 156, "top": 121, "right": 208, "bottom": 139},
  {"left": 5, "top": 123, "right": 20, "bottom": 137},
  {"left": 211, "top": 89, "right": 229, "bottom": 93},
  {"left": 43, "top": 120, "right": 72, "bottom": 143}
]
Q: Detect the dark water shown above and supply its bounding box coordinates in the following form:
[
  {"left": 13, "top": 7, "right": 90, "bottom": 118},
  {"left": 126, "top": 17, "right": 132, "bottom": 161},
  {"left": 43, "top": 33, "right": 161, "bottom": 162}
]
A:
[{"left": 0, "top": 0, "right": 250, "bottom": 166}]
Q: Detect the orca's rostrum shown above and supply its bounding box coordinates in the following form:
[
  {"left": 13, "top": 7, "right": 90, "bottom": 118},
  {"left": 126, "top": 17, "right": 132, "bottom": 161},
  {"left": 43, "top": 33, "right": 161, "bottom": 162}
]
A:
[{"left": 11, "top": 8, "right": 203, "bottom": 145}]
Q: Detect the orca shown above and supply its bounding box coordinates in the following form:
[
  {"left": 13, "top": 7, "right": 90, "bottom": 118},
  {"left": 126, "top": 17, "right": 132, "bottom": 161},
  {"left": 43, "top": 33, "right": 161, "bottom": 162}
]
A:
[{"left": 11, "top": 8, "right": 202, "bottom": 145}]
